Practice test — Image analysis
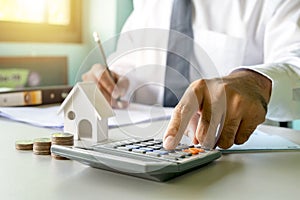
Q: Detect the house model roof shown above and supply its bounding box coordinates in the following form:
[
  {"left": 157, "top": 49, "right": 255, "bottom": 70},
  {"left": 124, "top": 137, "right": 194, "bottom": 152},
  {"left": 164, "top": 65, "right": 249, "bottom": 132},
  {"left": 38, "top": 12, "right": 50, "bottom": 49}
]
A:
[{"left": 57, "top": 82, "right": 115, "bottom": 119}]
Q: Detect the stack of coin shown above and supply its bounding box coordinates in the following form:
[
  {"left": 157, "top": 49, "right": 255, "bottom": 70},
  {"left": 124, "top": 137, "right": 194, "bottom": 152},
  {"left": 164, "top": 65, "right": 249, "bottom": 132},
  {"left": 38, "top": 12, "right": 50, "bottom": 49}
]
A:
[
  {"left": 15, "top": 140, "right": 33, "bottom": 151},
  {"left": 33, "top": 138, "right": 51, "bottom": 155},
  {"left": 51, "top": 132, "right": 74, "bottom": 160}
]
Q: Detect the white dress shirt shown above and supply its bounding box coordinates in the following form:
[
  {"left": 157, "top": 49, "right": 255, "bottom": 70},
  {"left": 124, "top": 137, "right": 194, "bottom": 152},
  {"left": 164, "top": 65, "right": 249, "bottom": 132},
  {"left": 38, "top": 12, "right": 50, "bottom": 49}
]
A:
[{"left": 108, "top": 0, "right": 300, "bottom": 121}]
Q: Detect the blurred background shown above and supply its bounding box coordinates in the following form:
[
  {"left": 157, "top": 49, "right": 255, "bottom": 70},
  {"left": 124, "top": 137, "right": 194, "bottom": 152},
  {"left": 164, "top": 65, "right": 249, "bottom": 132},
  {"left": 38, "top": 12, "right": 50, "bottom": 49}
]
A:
[
  {"left": 0, "top": 0, "right": 133, "bottom": 86},
  {"left": 0, "top": 0, "right": 299, "bottom": 129}
]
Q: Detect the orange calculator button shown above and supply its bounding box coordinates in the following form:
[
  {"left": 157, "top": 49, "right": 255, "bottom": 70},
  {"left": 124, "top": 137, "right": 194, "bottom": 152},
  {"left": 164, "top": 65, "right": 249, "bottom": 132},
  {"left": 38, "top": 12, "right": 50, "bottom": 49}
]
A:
[{"left": 183, "top": 148, "right": 205, "bottom": 155}]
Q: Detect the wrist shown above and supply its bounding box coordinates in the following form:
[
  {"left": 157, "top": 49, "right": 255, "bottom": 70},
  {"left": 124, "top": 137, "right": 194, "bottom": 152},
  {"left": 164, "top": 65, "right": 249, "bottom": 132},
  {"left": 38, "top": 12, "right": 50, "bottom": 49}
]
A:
[{"left": 230, "top": 69, "right": 272, "bottom": 102}]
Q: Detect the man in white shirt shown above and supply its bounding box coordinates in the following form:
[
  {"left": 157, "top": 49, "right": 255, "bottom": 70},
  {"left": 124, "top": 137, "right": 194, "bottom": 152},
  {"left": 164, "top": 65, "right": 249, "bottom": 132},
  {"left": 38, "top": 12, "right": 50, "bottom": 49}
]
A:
[{"left": 83, "top": 0, "right": 300, "bottom": 149}]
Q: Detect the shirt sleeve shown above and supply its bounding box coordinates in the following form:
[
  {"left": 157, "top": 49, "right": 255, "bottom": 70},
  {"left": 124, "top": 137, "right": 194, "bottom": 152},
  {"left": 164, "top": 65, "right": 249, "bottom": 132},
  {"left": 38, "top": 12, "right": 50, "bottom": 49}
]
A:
[{"left": 238, "top": 0, "right": 300, "bottom": 121}]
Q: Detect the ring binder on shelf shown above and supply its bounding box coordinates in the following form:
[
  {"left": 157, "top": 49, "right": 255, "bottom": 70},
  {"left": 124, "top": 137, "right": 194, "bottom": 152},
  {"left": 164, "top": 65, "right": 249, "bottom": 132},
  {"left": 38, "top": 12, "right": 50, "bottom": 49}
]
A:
[{"left": 0, "top": 85, "right": 72, "bottom": 106}]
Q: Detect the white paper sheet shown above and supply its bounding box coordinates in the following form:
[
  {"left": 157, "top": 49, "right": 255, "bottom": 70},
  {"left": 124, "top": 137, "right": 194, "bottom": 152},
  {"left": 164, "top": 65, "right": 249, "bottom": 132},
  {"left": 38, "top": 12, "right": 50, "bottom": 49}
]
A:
[
  {"left": 0, "top": 105, "right": 64, "bottom": 129},
  {"left": 0, "top": 103, "right": 173, "bottom": 130},
  {"left": 219, "top": 130, "right": 300, "bottom": 153},
  {"left": 109, "top": 104, "right": 173, "bottom": 128},
  {"left": 180, "top": 129, "right": 300, "bottom": 152}
]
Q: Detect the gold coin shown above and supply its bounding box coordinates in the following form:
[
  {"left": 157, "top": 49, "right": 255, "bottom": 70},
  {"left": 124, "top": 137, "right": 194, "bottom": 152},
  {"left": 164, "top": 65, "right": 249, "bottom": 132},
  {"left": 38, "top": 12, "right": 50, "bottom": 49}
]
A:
[
  {"left": 51, "top": 141, "right": 74, "bottom": 146},
  {"left": 33, "top": 150, "right": 51, "bottom": 155},
  {"left": 51, "top": 153, "right": 69, "bottom": 160},
  {"left": 33, "top": 138, "right": 51, "bottom": 147},
  {"left": 51, "top": 132, "right": 74, "bottom": 144},
  {"left": 15, "top": 140, "right": 33, "bottom": 150},
  {"left": 33, "top": 145, "right": 51, "bottom": 151},
  {"left": 34, "top": 138, "right": 51, "bottom": 144},
  {"left": 51, "top": 132, "right": 73, "bottom": 139},
  {"left": 51, "top": 132, "right": 73, "bottom": 137}
]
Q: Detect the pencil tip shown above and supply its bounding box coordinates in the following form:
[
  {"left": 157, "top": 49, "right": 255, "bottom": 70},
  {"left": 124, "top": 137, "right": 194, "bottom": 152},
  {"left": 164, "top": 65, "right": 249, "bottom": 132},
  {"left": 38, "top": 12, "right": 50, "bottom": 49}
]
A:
[{"left": 93, "top": 31, "right": 99, "bottom": 42}]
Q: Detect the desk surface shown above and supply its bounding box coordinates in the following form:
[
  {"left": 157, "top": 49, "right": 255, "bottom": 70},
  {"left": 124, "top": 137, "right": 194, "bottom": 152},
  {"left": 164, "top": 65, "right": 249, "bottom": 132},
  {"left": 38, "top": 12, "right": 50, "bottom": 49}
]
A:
[{"left": 1, "top": 119, "right": 300, "bottom": 200}]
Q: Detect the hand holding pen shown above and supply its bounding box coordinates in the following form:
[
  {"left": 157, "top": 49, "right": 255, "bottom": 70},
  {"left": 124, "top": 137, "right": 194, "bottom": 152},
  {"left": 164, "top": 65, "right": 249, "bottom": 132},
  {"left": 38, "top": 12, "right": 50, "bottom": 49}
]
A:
[{"left": 82, "top": 32, "right": 129, "bottom": 109}]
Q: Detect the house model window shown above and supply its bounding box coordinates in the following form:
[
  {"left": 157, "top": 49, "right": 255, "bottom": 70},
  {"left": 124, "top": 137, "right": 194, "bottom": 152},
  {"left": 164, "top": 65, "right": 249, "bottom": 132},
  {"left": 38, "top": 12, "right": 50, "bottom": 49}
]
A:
[{"left": 67, "top": 111, "right": 76, "bottom": 120}]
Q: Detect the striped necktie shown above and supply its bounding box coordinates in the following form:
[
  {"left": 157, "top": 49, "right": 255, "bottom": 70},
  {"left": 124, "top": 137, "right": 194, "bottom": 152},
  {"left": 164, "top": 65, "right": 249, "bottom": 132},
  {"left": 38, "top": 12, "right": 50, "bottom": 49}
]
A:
[{"left": 163, "top": 0, "right": 194, "bottom": 107}]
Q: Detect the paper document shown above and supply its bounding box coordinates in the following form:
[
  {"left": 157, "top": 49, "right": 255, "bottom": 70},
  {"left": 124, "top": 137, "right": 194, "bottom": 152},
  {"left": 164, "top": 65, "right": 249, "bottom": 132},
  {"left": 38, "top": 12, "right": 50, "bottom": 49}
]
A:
[
  {"left": 0, "top": 103, "right": 173, "bottom": 130},
  {"left": 219, "top": 130, "right": 300, "bottom": 153},
  {"left": 180, "top": 129, "right": 300, "bottom": 152},
  {"left": 0, "top": 106, "right": 64, "bottom": 129},
  {"left": 109, "top": 104, "right": 173, "bottom": 128}
]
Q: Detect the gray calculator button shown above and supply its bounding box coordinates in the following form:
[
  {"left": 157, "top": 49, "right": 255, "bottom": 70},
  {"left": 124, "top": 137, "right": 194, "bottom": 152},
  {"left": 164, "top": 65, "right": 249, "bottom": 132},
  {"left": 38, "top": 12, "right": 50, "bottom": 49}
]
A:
[
  {"left": 148, "top": 141, "right": 158, "bottom": 146},
  {"left": 147, "top": 146, "right": 161, "bottom": 150},
  {"left": 153, "top": 150, "right": 169, "bottom": 155},
  {"left": 139, "top": 147, "right": 153, "bottom": 152},
  {"left": 125, "top": 145, "right": 139, "bottom": 150},
  {"left": 117, "top": 146, "right": 131, "bottom": 151},
  {"left": 132, "top": 148, "right": 147, "bottom": 153},
  {"left": 175, "top": 145, "right": 190, "bottom": 150},
  {"left": 153, "top": 139, "right": 162, "bottom": 143},
  {"left": 141, "top": 142, "right": 154, "bottom": 146},
  {"left": 135, "top": 143, "right": 147, "bottom": 147}
]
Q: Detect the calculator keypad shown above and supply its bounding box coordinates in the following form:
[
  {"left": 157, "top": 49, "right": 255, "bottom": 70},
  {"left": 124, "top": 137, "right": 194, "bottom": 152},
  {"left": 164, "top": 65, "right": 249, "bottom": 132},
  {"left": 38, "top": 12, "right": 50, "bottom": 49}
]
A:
[{"left": 93, "top": 138, "right": 208, "bottom": 163}]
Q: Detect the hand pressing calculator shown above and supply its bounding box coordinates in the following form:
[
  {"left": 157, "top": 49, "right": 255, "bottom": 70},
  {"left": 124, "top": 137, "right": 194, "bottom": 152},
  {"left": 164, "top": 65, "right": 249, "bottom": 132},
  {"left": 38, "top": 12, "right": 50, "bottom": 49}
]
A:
[{"left": 51, "top": 138, "right": 221, "bottom": 182}]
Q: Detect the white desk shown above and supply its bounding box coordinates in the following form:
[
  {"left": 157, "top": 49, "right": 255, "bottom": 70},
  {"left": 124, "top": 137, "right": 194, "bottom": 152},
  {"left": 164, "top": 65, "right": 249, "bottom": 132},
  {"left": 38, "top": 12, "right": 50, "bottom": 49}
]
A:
[{"left": 1, "top": 119, "right": 300, "bottom": 200}]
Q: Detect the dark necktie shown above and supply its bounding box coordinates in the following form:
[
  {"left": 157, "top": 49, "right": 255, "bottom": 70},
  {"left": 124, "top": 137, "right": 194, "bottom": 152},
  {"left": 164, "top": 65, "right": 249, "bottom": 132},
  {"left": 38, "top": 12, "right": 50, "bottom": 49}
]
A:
[{"left": 163, "top": 0, "right": 194, "bottom": 107}]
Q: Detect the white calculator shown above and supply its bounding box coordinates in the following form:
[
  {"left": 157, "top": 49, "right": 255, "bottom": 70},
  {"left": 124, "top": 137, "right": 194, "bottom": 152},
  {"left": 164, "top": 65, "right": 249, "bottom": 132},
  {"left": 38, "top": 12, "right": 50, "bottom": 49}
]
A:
[{"left": 51, "top": 138, "right": 221, "bottom": 182}]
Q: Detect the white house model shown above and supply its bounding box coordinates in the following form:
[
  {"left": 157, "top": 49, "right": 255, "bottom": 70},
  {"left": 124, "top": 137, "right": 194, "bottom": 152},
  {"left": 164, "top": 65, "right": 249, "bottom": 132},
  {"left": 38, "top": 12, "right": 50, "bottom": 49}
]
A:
[{"left": 58, "top": 82, "right": 114, "bottom": 143}]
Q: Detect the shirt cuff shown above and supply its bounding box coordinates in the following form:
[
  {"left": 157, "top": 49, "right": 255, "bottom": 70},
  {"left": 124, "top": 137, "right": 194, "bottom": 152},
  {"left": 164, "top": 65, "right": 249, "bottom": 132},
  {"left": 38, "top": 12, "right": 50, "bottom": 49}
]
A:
[{"left": 230, "top": 63, "right": 300, "bottom": 121}]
